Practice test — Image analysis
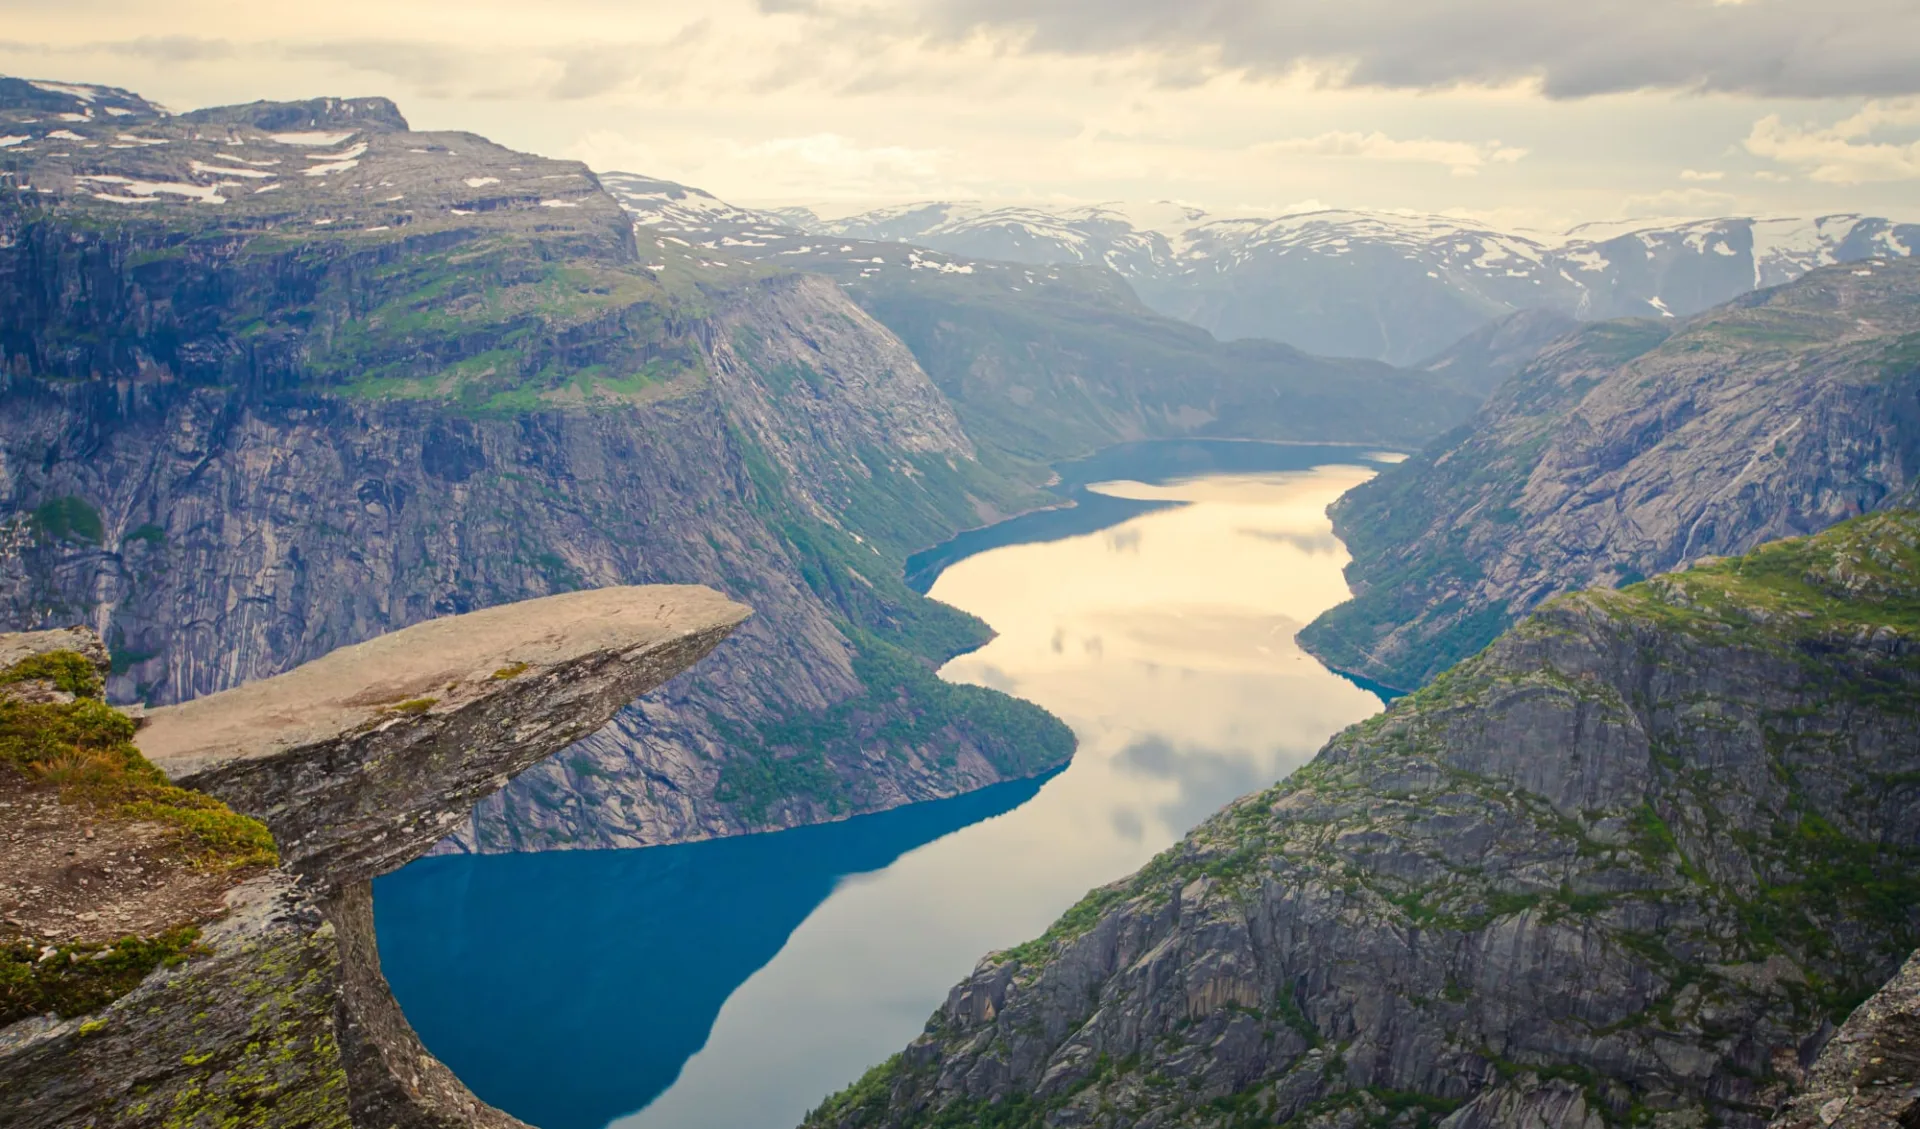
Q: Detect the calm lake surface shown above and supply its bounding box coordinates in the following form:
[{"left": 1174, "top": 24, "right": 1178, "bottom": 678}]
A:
[{"left": 374, "top": 441, "right": 1399, "bottom": 1129}]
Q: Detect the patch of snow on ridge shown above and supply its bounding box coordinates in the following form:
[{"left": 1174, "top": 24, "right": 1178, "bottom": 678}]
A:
[
  {"left": 304, "top": 157, "right": 360, "bottom": 177},
  {"left": 270, "top": 131, "right": 356, "bottom": 146},
  {"left": 29, "top": 81, "right": 97, "bottom": 102},
  {"left": 46, "top": 129, "right": 85, "bottom": 141},
  {"left": 464, "top": 177, "right": 500, "bottom": 188},
  {"left": 539, "top": 199, "right": 578, "bottom": 208},
  {"left": 190, "top": 160, "right": 275, "bottom": 179},
  {"left": 0, "top": 136, "right": 27, "bottom": 149},
  {"left": 75, "top": 175, "right": 225, "bottom": 204},
  {"left": 307, "top": 142, "right": 368, "bottom": 162}
]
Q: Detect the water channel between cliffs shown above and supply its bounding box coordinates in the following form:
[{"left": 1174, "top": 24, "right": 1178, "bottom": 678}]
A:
[{"left": 373, "top": 440, "right": 1402, "bottom": 1129}]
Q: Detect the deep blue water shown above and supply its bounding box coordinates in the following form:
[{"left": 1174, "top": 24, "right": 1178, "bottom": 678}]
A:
[
  {"left": 373, "top": 774, "right": 1050, "bottom": 1129},
  {"left": 375, "top": 439, "right": 1401, "bottom": 1129}
]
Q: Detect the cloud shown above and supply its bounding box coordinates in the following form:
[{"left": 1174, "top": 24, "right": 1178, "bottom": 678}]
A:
[
  {"left": 1618, "top": 186, "right": 1740, "bottom": 216},
  {"left": 1254, "top": 130, "right": 1526, "bottom": 176},
  {"left": 821, "top": 0, "right": 1920, "bottom": 98},
  {"left": 1679, "top": 169, "right": 1725, "bottom": 181},
  {"left": 1745, "top": 99, "right": 1920, "bottom": 183},
  {"left": 720, "top": 133, "right": 951, "bottom": 197}
]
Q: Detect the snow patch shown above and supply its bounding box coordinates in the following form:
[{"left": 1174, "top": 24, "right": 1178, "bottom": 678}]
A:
[
  {"left": 29, "top": 81, "right": 98, "bottom": 102},
  {"left": 464, "top": 176, "right": 500, "bottom": 188},
  {"left": 254, "top": 183, "right": 282, "bottom": 194},
  {"left": 46, "top": 129, "right": 85, "bottom": 141},
  {"left": 269, "top": 131, "right": 356, "bottom": 146},
  {"left": 75, "top": 175, "right": 225, "bottom": 204},
  {"left": 191, "top": 160, "right": 275, "bottom": 179},
  {"left": 539, "top": 199, "right": 579, "bottom": 208},
  {"left": 0, "top": 136, "right": 27, "bottom": 149}
]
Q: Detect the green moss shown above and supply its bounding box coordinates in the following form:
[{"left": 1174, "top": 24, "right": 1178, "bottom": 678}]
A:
[
  {"left": 0, "top": 925, "right": 202, "bottom": 1026},
  {"left": 808, "top": 1055, "right": 904, "bottom": 1126},
  {"left": 0, "top": 649, "right": 105, "bottom": 697},
  {"left": 33, "top": 496, "right": 105, "bottom": 544},
  {"left": 0, "top": 652, "right": 276, "bottom": 869},
  {"left": 489, "top": 661, "right": 530, "bottom": 681},
  {"left": 381, "top": 697, "right": 438, "bottom": 716}
]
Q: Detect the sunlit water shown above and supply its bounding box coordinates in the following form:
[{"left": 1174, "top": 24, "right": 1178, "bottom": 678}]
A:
[{"left": 375, "top": 442, "right": 1397, "bottom": 1129}]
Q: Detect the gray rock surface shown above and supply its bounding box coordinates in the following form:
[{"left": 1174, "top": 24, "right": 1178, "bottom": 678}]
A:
[
  {"left": 1771, "top": 951, "right": 1920, "bottom": 1129},
  {"left": 140, "top": 585, "right": 748, "bottom": 886},
  {"left": 1301, "top": 256, "right": 1920, "bottom": 691},
  {"left": 807, "top": 513, "right": 1920, "bottom": 1129}
]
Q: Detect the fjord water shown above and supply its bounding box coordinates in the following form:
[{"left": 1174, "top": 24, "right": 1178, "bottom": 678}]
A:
[{"left": 374, "top": 442, "right": 1397, "bottom": 1129}]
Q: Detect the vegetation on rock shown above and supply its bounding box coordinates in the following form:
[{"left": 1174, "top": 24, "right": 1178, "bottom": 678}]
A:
[{"left": 0, "top": 652, "right": 276, "bottom": 870}]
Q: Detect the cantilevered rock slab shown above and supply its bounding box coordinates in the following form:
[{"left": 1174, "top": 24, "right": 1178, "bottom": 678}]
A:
[{"left": 137, "top": 585, "right": 749, "bottom": 888}]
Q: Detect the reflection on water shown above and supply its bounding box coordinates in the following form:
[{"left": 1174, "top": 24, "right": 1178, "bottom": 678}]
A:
[
  {"left": 376, "top": 443, "right": 1394, "bottom": 1129},
  {"left": 373, "top": 775, "right": 1050, "bottom": 1129}
]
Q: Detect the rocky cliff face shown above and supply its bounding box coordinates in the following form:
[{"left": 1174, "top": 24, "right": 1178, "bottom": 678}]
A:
[
  {"left": 1300, "top": 257, "right": 1920, "bottom": 691},
  {"left": 1, "top": 587, "right": 745, "bottom": 1129},
  {"left": 1770, "top": 950, "right": 1919, "bottom": 1129},
  {"left": 807, "top": 512, "right": 1920, "bottom": 1129},
  {"left": 0, "top": 78, "right": 1087, "bottom": 853}
]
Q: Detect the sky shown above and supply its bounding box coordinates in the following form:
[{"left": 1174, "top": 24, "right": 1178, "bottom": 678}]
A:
[{"left": 3, "top": 0, "right": 1918, "bottom": 231}]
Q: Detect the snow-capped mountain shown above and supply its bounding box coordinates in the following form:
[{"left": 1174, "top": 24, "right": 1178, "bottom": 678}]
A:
[
  {"left": 599, "top": 172, "right": 1916, "bottom": 366},
  {"left": 789, "top": 203, "right": 1919, "bottom": 364},
  {"left": 596, "top": 172, "right": 796, "bottom": 242}
]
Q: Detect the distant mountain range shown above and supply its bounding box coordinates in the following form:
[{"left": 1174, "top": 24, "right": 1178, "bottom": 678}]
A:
[{"left": 622, "top": 182, "right": 1916, "bottom": 365}]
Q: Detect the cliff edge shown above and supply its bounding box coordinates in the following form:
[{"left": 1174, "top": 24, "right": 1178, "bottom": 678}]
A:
[{"left": 0, "top": 585, "right": 748, "bottom": 1129}]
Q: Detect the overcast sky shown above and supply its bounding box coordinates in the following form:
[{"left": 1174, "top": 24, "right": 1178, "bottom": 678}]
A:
[{"left": 4, "top": 0, "right": 1918, "bottom": 230}]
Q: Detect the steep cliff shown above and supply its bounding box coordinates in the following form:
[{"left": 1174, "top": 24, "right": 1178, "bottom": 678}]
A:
[
  {"left": 1301, "top": 257, "right": 1920, "bottom": 691},
  {"left": 1, "top": 587, "right": 746, "bottom": 1129},
  {"left": 808, "top": 511, "right": 1920, "bottom": 1129},
  {"left": 0, "top": 78, "right": 1081, "bottom": 851}
]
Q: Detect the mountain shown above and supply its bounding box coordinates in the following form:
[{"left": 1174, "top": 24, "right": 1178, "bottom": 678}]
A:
[
  {"left": 787, "top": 204, "right": 1919, "bottom": 364},
  {"left": 1297, "top": 256, "right": 1920, "bottom": 692},
  {"left": 806, "top": 511, "right": 1920, "bottom": 1129},
  {"left": 0, "top": 80, "right": 1469, "bottom": 856},
  {"left": 0, "top": 78, "right": 1081, "bottom": 853},
  {"left": 601, "top": 176, "right": 1479, "bottom": 466},
  {"left": 1413, "top": 308, "right": 1581, "bottom": 401}
]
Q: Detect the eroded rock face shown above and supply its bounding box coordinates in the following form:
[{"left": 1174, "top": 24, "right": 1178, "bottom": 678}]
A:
[
  {"left": 1772, "top": 952, "right": 1920, "bottom": 1129},
  {"left": 809, "top": 513, "right": 1920, "bottom": 1129},
  {"left": 1, "top": 588, "right": 747, "bottom": 1129}
]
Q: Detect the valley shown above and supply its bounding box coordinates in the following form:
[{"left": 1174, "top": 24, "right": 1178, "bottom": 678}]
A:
[
  {"left": 2, "top": 64, "right": 1917, "bottom": 1129},
  {"left": 373, "top": 442, "right": 1397, "bottom": 1129}
]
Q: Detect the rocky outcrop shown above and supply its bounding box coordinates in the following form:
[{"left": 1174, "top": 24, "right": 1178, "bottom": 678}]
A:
[
  {"left": 808, "top": 512, "right": 1920, "bottom": 1129},
  {"left": 1301, "top": 257, "right": 1920, "bottom": 691},
  {"left": 1771, "top": 951, "right": 1920, "bottom": 1129},
  {"left": 139, "top": 585, "right": 748, "bottom": 887},
  {"left": 0, "top": 585, "right": 746, "bottom": 1129}
]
